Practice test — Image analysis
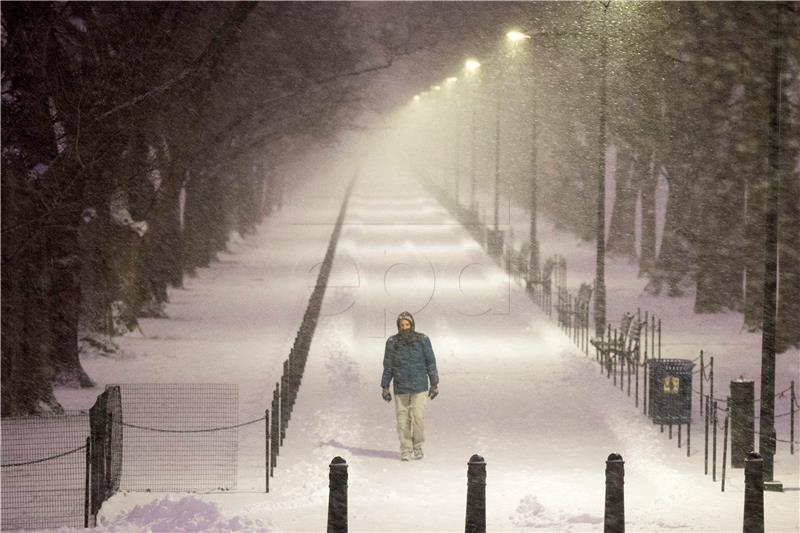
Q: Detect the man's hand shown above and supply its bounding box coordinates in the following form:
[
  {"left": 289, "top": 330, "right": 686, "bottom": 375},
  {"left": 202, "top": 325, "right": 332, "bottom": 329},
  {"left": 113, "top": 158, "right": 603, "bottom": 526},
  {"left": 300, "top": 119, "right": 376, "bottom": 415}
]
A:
[
  {"left": 428, "top": 384, "right": 439, "bottom": 400},
  {"left": 382, "top": 388, "right": 392, "bottom": 402}
]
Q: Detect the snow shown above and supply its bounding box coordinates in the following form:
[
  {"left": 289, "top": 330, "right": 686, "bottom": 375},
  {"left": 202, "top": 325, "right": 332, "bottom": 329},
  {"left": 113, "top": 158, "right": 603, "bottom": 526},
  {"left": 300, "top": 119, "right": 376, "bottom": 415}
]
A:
[
  {"left": 52, "top": 153, "right": 798, "bottom": 532},
  {"left": 94, "top": 496, "right": 272, "bottom": 532}
]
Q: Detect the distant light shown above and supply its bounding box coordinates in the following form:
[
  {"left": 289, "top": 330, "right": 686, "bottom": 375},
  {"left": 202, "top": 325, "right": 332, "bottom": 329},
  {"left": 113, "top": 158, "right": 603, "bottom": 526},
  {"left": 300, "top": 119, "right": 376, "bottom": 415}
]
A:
[
  {"left": 506, "top": 30, "right": 531, "bottom": 42},
  {"left": 446, "top": 77, "right": 458, "bottom": 83},
  {"left": 465, "top": 58, "right": 481, "bottom": 72},
  {"left": 432, "top": 85, "right": 441, "bottom": 91},
  {"left": 413, "top": 95, "right": 420, "bottom": 102}
]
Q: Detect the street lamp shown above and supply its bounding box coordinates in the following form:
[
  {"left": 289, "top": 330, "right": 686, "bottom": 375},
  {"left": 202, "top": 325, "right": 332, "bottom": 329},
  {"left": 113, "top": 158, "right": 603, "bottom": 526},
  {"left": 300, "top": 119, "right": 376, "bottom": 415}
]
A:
[
  {"left": 506, "top": 30, "right": 531, "bottom": 42},
  {"left": 595, "top": 5, "right": 609, "bottom": 336},
  {"left": 505, "top": 29, "right": 540, "bottom": 282},
  {"left": 486, "top": 31, "right": 530, "bottom": 260},
  {"left": 464, "top": 58, "right": 480, "bottom": 211},
  {"left": 445, "top": 77, "right": 461, "bottom": 207},
  {"left": 758, "top": 3, "right": 785, "bottom": 491},
  {"left": 487, "top": 60, "right": 503, "bottom": 258}
]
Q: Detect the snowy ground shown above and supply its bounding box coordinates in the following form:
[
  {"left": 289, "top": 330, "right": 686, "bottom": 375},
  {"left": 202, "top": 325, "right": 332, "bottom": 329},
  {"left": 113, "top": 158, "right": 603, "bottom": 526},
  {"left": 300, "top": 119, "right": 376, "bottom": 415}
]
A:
[{"left": 54, "top": 155, "right": 798, "bottom": 532}]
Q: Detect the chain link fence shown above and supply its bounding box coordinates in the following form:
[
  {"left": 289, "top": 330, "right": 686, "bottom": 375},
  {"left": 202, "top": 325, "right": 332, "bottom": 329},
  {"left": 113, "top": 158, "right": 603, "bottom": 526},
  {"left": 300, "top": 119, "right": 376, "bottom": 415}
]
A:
[
  {"left": 2, "top": 174, "right": 359, "bottom": 530},
  {"left": 114, "top": 383, "right": 239, "bottom": 492},
  {"left": 1, "top": 411, "right": 89, "bottom": 530}
]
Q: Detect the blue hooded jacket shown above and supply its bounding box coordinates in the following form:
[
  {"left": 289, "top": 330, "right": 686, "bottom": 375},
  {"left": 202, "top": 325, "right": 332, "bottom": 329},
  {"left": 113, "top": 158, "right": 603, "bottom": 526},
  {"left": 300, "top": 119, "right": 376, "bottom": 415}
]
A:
[{"left": 381, "top": 311, "right": 439, "bottom": 394}]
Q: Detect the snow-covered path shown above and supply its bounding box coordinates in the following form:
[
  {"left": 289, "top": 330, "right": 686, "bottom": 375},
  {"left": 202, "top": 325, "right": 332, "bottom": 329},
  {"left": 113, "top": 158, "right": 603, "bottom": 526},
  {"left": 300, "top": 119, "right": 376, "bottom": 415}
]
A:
[
  {"left": 256, "top": 171, "right": 798, "bottom": 532},
  {"left": 89, "top": 163, "right": 798, "bottom": 532}
]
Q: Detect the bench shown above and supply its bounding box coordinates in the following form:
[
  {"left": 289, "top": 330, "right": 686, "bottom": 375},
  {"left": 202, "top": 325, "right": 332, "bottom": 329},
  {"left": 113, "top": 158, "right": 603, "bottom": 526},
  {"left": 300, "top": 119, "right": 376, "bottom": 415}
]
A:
[
  {"left": 591, "top": 312, "right": 645, "bottom": 366},
  {"left": 556, "top": 282, "right": 592, "bottom": 327},
  {"left": 527, "top": 256, "right": 554, "bottom": 291}
]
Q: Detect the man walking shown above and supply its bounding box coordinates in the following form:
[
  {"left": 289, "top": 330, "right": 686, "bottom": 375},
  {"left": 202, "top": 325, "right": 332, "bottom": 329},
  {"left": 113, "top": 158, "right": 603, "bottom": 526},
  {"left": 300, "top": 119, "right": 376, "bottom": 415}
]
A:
[{"left": 381, "top": 311, "right": 439, "bottom": 461}]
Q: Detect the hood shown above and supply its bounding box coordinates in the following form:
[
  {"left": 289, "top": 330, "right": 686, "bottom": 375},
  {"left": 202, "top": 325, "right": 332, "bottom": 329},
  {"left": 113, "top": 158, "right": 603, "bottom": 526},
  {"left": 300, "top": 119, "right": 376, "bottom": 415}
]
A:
[{"left": 396, "top": 311, "right": 415, "bottom": 333}]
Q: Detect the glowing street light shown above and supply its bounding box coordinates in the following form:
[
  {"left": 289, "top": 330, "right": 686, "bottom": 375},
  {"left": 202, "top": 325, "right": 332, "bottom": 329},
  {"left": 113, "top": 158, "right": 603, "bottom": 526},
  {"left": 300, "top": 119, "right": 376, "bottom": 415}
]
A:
[
  {"left": 446, "top": 77, "right": 458, "bottom": 84},
  {"left": 506, "top": 30, "right": 531, "bottom": 42},
  {"left": 465, "top": 58, "right": 481, "bottom": 72},
  {"left": 432, "top": 85, "right": 441, "bottom": 91},
  {"left": 413, "top": 95, "right": 420, "bottom": 102}
]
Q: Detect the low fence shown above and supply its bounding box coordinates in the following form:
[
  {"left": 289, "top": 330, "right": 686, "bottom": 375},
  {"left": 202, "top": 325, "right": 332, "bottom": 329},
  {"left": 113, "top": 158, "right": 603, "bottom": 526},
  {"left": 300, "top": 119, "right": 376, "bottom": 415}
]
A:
[
  {"left": 421, "top": 173, "right": 798, "bottom": 493},
  {"left": 1, "top": 411, "right": 89, "bottom": 530},
  {"left": 1, "top": 174, "right": 359, "bottom": 530}
]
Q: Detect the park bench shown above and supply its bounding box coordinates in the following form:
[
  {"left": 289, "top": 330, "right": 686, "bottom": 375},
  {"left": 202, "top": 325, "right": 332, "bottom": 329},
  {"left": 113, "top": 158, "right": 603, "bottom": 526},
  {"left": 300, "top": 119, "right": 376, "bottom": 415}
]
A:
[
  {"left": 526, "top": 256, "right": 554, "bottom": 292},
  {"left": 591, "top": 312, "right": 645, "bottom": 366},
  {"left": 555, "top": 281, "right": 592, "bottom": 328}
]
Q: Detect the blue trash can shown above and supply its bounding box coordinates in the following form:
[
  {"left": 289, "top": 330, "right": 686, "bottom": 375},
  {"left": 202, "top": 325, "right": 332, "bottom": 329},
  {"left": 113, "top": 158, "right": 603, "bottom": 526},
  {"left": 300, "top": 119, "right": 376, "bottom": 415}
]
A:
[{"left": 647, "top": 359, "right": 695, "bottom": 424}]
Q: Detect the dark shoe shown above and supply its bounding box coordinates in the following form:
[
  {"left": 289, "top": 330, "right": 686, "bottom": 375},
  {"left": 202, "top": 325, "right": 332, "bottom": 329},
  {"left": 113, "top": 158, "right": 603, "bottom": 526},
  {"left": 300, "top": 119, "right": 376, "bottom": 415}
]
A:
[
  {"left": 401, "top": 453, "right": 411, "bottom": 461},
  {"left": 412, "top": 449, "right": 424, "bottom": 460}
]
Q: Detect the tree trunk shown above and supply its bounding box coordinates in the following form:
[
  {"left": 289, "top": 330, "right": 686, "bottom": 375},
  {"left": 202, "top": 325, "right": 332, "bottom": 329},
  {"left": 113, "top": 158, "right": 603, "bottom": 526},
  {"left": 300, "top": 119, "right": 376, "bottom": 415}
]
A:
[
  {"left": 48, "top": 227, "right": 94, "bottom": 387},
  {"left": 645, "top": 162, "right": 697, "bottom": 296},
  {"left": 607, "top": 149, "right": 639, "bottom": 259},
  {"left": 1, "top": 174, "right": 62, "bottom": 415},
  {"left": 694, "top": 155, "right": 745, "bottom": 313},
  {"left": 776, "top": 101, "right": 800, "bottom": 352},
  {"left": 639, "top": 150, "right": 657, "bottom": 277}
]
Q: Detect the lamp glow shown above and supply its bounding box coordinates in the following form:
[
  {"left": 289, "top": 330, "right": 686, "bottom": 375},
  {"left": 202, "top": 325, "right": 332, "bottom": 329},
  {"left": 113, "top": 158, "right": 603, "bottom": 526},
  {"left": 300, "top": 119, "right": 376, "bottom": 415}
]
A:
[
  {"left": 465, "top": 59, "right": 481, "bottom": 72},
  {"left": 506, "top": 30, "right": 530, "bottom": 42},
  {"left": 446, "top": 77, "right": 458, "bottom": 83},
  {"left": 432, "top": 85, "right": 441, "bottom": 91}
]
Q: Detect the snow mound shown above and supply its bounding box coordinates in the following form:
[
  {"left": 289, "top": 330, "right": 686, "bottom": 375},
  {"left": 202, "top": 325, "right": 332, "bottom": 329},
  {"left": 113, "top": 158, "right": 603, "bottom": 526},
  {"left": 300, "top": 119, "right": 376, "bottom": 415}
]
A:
[
  {"left": 98, "top": 496, "right": 271, "bottom": 532},
  {"left": 565, "top": 513, "right": 603, "bottom": 524},
  {"left": 509, "top": 495, "right": 602, "bottom": 529},
  {"left": 509, "top": 495, "right": 557, "bottom": 528}
]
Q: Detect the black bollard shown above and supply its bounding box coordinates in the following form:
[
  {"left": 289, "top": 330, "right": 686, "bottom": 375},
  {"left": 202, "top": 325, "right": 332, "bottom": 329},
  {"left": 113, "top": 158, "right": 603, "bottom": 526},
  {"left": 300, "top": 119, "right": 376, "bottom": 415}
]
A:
[
  {"left": 465, "top": 454, "right": 486, "bottom": 533},
  {"left": 730, "top": 379, "right": 755, "bottom": 468},
  {"left": 743, "top": 452, "right": 764, "bottom": 533},
  {"left": 265, "top": 410, "right": 270, "bottom": 493},
  {"left": 604, "top": 453, "right": 625, "bottom": 533},
  {"left": 327, "top": 456, "right": 348, "bottom": 533}
]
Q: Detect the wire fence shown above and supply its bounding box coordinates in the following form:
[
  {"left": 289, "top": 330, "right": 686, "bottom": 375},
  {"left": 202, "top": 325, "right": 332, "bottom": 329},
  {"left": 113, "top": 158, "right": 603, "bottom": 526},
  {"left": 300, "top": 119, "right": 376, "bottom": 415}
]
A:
[
  {"left": 524, "top": 254, "right": 799, "bottom": 493},
  {"left": 114, "top": 383, "right": 240, "bottom": 492},
  {"left": 1, "top": 174, "right": 359, "bottom": 531},
  {"left": 1, "top": 411, "right": 89, "bottom": 531}
]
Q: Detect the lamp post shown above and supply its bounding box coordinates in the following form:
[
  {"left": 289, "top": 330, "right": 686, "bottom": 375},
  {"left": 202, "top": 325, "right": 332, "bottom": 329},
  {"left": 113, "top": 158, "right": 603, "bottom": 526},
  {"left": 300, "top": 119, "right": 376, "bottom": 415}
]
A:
[
  {"left": 493, "top": 72, "right": 501, "bottom": 234},
  {"left": 446, "top": 77, "right": 460, "bottom": 206},
  {"left": 483, "top": 75, "right": 504, "bottom": 254},
  {"left": 431, "top": 84, "right": 445, "bottom": 187},
  {"left": 594, "top": 5, "right": 609, "bottom": 336},
  {"left": 465, "top": 59, "right": 480, "bottom": 211},
  {"left": 506, "top": 30, "right": 540, "bottom": 281},
  {"left": 758, "top": 3, "right": 784, "bottom": 491}
]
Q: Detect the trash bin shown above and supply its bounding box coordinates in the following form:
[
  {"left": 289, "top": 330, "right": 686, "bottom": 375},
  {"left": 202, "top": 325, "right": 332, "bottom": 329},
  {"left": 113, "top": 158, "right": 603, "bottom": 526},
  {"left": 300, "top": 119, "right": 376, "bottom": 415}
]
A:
[{"left": 647, "top": 359, "right": 695, "bottom": 424}]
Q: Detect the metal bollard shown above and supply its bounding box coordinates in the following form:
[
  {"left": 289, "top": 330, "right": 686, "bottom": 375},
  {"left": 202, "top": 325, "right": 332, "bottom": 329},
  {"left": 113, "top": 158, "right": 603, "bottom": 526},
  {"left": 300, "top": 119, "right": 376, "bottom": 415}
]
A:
[
  {"left": 465, "top": 454, "right": 486, "bottom": 533},
  {"left": 743, "top": 452, "right": 764, "bottom": 533},
  {"left": 327, "top": 457, "right": 348, "bottom": 533},
  {"left": 604, "top": 453, "right": 625, "bottom": 533},
  {"left": 713, "top": 400, "right": 718, "bottom": 482},
  {"left": 84, "top": 437, "right": 92, "bottom": 528},
  {"left": 265, "top": 409, "right": 270, "bottom": 493}
]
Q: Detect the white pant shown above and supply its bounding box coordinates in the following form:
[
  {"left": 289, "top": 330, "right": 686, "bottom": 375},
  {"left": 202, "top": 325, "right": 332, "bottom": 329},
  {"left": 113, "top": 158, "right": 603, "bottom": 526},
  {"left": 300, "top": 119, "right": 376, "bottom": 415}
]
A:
[{"left": 394, "top": 392, "right": 427, "bottom": 454}]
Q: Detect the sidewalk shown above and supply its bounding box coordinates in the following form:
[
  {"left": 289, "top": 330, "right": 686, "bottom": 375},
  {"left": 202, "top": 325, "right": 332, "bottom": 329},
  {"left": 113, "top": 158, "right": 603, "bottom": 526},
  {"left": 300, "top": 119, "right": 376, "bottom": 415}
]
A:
[{"left": 76, "top": 163, "right": 797, "bottom": 531}]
